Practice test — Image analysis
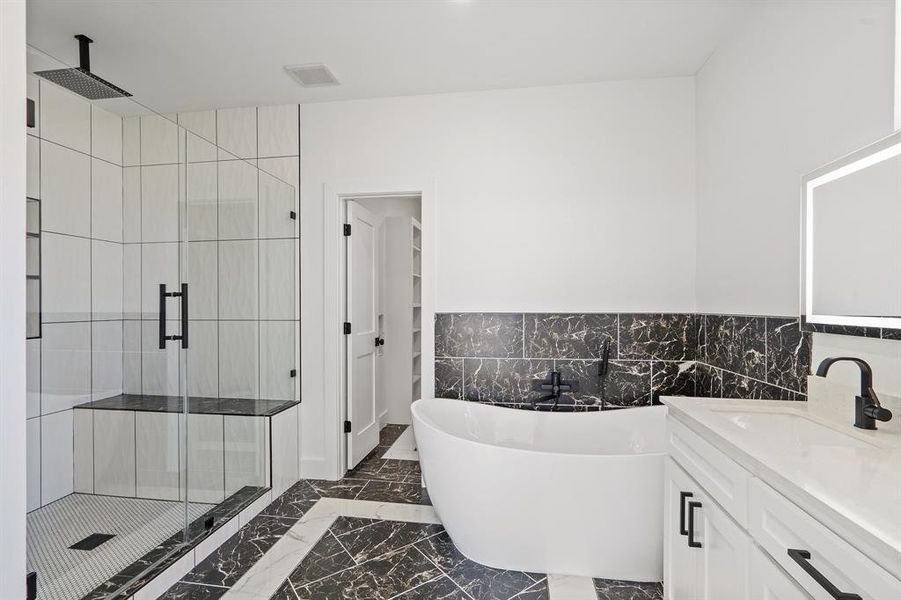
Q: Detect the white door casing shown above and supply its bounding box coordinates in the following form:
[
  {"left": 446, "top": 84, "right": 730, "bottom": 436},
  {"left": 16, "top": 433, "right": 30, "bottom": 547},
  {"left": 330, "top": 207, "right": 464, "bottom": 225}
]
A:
[{"left": 345, "top": 200, "right": 380, "bottom": 468}]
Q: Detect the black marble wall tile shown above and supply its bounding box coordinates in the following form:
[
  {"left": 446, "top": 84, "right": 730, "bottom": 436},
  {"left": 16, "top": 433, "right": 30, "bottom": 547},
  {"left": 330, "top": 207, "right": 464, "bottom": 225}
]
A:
[
  {"left": 604, "top": 360, "right": 653, "bottom": 407},
  {"left": 435, "top": 313, "right": 523, "bottom": 358},
  {"left": 619, "top": 314, "right": 699, "bottom": 361},
  {"left": 651, "top": 361, "right": 696, "bottom": 404},
  {"left": 766, "top": 317, "right": 810, "bottom": 393},
  {"left": 694, "top": 363, "right": 721, "bottom": 398},
  {"left": 524, "top": 313, "right": 618, "bottom": 359},
  {"left": 434, "top": 358, "right": 463, "bottom": 399},
  {"left": 463, "top": 358, "right": 553, "bottom": 404},
  {"left": 704, "top": 315, "right": 766, "bottom": 381},
  {"left": 721, "top": 371, "right": 797, "bottom": 401}
]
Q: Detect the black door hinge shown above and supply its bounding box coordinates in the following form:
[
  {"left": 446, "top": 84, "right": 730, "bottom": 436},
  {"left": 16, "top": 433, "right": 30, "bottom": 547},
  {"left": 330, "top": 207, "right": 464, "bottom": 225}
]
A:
[
  {"left": 26, "top": 99, "right": 35, "bottom": 129},
  {"left": 289, "top": 210, "right": 297, "bottom": 220},
  {"left": 26, "top": 572, "right": 36, "bottom": 600},
  {"left": 289, "top": 369, "right": 297, "bottom": 377},
  {"left": 343, "top": 322, "right": 351, "bottom": 334},
  {"left": 343, "top": 223, "right": 351, "bottom": 236},
  {"left": 344, "top": 420, "right": 352, "bottom": 433}
]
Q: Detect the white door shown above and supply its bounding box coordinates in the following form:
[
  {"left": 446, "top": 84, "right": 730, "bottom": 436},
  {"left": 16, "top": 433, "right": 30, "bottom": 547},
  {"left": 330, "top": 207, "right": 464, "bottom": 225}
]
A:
[{"left": 346, "top": 200, "right": 380, "bottom": 469}]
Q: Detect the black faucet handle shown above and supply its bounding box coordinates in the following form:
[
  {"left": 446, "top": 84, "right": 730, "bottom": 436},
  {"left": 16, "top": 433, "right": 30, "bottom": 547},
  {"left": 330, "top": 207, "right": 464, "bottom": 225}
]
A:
[{"left": 864, "top": 404, "right": 893, "bottom": 423}]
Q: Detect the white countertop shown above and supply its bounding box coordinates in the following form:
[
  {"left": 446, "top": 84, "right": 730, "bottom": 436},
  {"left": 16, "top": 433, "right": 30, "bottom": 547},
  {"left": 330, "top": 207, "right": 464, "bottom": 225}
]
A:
[{"left": 662, "top": 394, "right": 901, "bottom": 580}]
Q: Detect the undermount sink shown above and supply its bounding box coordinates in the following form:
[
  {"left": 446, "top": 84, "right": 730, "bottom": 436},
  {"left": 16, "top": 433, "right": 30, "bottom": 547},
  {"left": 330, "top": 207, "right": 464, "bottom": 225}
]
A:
[{"left": 711, "top": 410, "right": 876, "bottom": 450}]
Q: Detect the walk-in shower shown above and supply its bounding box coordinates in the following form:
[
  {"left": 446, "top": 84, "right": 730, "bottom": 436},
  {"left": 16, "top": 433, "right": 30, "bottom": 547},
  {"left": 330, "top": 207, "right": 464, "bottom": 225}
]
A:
[{"left": 26, "top": 41, "right": 300, "bottom": 600}]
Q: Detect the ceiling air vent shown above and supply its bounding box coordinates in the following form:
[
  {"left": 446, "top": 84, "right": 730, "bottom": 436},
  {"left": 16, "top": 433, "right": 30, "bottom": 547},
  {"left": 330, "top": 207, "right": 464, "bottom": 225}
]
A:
[{"left": 284, "top": 64, "right": 339, "bottom": 87}]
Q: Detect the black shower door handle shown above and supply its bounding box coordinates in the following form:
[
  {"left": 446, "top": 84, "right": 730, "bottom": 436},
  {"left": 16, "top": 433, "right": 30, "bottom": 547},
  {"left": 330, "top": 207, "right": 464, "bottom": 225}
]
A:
[{"left": 158, "top": 283, "right": 189, "bottom": 349}]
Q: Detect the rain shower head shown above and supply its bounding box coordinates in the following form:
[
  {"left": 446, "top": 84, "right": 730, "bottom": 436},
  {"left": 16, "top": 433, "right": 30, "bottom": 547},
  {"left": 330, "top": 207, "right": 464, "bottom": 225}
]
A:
[{"left": 35, "top": 35, "right": 131, "bottom": 100}]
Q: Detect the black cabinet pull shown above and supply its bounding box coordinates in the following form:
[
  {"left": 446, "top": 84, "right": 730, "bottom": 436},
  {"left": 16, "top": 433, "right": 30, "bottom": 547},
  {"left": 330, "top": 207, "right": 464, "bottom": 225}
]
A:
[
  {"left": 788, "top": 549, "right": 862, "bottom": 600},
  {"left": 679, "top": 491, "right": 693, "bottom": 535},
  {"left": 158, "top": 283, "right": 189, "bottom": 349},
  {"left": 687, "top": 501, "right": 702, "bottom": 548}
]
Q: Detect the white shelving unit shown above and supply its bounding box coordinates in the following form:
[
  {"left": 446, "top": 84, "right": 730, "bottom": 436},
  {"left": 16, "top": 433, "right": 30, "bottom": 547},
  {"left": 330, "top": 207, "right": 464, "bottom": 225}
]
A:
[{"left": 383, "top": 216, "right": 422, "bottom": 423}]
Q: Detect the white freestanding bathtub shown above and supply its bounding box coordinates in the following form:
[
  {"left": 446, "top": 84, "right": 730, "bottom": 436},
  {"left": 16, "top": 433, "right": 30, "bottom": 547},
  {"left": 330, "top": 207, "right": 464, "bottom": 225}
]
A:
[{"left": 412, "top": 398, "right": 666, "bottom": 581}]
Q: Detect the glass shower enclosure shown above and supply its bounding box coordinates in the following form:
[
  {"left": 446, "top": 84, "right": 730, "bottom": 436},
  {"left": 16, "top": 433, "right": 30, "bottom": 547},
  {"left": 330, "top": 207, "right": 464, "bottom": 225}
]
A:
[{"left": 26, "top": 45, "right": 298, "bottom": 599}]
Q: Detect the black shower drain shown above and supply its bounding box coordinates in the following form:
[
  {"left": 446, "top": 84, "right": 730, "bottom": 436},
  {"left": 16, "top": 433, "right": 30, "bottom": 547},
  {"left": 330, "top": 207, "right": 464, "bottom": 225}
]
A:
[{"left": 69, "top": 533, "right": 116, "bottom": 551}]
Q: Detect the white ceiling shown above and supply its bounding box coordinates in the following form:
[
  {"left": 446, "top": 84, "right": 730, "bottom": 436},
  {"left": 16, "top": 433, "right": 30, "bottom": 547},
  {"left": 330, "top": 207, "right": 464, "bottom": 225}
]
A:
[{"left": 26, "top": 0, "right": 755, "bottom": 114}]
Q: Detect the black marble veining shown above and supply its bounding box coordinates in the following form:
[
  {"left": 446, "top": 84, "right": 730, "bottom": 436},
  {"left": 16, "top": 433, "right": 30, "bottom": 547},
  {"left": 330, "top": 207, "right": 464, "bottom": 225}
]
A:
[
  {"left": 766, "top": 317, "right": 811, "bottom": 393},
  {"left": 435, "top": 357, "right": 464, "bottom": 399},
  {"left": 183, "top": 514, "right": 296, "bottom": 587},
  {"left": 435, "top": 313, "right": 524, "bottom": 358},
  {"left": 416, "top": 532, "right": 542, "bottom": 599},
  {"left": 75, "top": 393, "right": 299, "bottom": 417},
  {"left": 619, "top": 313, "right": 699, "bottom": 361},
  {"left": 594, "top": 578, "right": 664, "bottom": 600},
  {"left": 463, "top": 358, "right": 553, "bottom": 404},
  {"left": 704, "top": 314, "right": 767, "bottom": 381},
  {"left": 291, "top": 545, "right": 443, "bottom": 600},
  {"left": 524, "top": 313, "right": 618, "bottom": 359}
]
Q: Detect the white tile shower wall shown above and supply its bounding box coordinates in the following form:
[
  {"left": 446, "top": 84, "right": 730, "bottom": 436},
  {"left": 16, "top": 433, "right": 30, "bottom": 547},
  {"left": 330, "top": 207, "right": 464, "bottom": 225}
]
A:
[
  {"left": 27, "top": 95, "right": 301, "bottom": 509},
  {"left": 27, "top": 76, "right": 127, "bottom": 507},
  {"left": 127, "top": 105, "right": 300, "bottom": 406}
]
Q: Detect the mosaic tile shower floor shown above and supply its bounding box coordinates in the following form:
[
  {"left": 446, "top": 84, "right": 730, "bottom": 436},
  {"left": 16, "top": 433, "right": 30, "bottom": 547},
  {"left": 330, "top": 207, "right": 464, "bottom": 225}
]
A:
[{"left": 27, "top": 494, "right": 213, "bottom": 600}]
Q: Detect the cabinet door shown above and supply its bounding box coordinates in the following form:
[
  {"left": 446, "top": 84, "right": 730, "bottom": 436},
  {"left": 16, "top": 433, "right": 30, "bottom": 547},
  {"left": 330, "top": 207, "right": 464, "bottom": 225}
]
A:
[
  {"left": 664, "top": 458, "right": 702, "bottom": 599},
  {"left": 750, "top": 544, "right": 812, "bottom": 600},
  {"left": 698, "top": 486, "right": 752, "bottom": 600}
]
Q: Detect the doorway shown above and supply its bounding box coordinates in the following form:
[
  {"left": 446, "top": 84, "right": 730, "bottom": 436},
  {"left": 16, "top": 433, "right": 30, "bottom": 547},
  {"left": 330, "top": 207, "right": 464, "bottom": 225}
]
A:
[{"left": 344, "top": 195, "right": 422, "bottom": 469}]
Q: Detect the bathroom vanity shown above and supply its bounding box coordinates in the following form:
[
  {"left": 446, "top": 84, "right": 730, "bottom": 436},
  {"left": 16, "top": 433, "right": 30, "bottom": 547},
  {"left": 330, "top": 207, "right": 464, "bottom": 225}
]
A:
[{"left": 662, "top": 389, "right": 901, "bottom": 600}]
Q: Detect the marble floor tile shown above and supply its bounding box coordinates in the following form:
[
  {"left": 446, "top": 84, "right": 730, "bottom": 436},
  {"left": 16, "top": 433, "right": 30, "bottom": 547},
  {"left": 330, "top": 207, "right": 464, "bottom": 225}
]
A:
[
  {"left": 183, "top": 514, "right": 296, "bottom": 587},
  {"left": 393, "top": 575, "right": 471, "bottom": 599},
  {"left": 222, "top": 498, "right": 440, "bottom": 600},
  {"left": 159, "top": 581, "right": 228, "bottom": 599},
  {"left": 291, "top": 545, "right": 442, "bottom": 600},
  {"left": 514, "top": 578, "right": 551, "bottom": 599},
  {"left": 331, "top": 517, "right": 443, "bottom": 563},
  {"left": 416, "top": 532, "right": 540, "bottom": 599},
  {"left": 355, "top": 480, "right": 431, "bottom": 505},
  {"left": 285, "top": 530, "right": 356, "bottom": 587},
  {"left": 593, "top": 578, "right": 664, "bottom": 600}
]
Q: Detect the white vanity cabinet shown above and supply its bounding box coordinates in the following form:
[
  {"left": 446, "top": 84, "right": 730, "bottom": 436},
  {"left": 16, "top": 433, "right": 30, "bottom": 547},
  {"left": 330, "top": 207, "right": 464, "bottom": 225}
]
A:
[
  {"left": 665, "top": 413, "right": 901, "bottom": 600},
  {"left": 665, "top": 458, "right": 751, "bottom": 599}
]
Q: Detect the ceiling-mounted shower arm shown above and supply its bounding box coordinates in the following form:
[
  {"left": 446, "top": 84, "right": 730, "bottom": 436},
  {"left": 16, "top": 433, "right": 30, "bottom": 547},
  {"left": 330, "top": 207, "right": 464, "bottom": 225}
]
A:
[{"left": 75, "top": 34, "right": 92, "bottom": 71}]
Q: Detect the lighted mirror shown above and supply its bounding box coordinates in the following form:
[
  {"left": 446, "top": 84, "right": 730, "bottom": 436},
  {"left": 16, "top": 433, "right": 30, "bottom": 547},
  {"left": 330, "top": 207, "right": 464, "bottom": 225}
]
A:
[{"left": 802, "top": 130, "right": 901, "bottom": 330}]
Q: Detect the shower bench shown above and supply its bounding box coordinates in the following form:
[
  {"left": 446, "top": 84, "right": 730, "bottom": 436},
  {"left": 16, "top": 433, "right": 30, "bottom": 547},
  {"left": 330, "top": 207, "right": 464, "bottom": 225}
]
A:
[{"left": 72, "top": 394, "right": 301, "bottom": 504}]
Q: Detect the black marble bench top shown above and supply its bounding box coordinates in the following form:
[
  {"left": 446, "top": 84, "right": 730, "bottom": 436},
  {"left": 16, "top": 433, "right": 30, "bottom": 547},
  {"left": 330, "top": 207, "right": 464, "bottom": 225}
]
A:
[{"left": 75, "top": 394, "right": 300, "bottom": 417}]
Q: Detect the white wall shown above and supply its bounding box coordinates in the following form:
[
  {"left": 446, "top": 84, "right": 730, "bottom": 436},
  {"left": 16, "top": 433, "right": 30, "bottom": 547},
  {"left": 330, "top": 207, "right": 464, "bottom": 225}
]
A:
[
  {"left": 25, "top": 77, "right": 126, "bottom": 510},
  {"left": 0, "top": 0, "right": 27, "bottom": 594},
  {"left": 300, "top": 78, "right": 697, "bottom": 476},
  {"left": 695, "top": 0, "right": 895, "bottom": 316},
  {"left": 695, "top": 0, "right": 901, "bottom": 394}
]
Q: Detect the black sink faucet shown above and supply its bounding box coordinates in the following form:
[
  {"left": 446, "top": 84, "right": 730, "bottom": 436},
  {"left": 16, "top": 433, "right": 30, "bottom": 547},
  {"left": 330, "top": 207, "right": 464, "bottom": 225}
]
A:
[{"left": 815, "top": 357, "right": 893, "bottom": 430}]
